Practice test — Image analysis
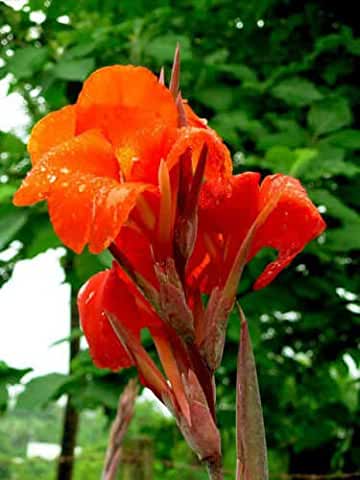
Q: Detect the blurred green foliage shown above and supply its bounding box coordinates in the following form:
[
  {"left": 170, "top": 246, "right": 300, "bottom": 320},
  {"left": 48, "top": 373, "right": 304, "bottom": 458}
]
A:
[{"left": 0, "top": 0, "right": 359, "bottom": 478}]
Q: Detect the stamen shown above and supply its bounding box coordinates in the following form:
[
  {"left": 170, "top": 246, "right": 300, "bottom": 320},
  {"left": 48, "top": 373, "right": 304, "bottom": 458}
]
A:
[
  {"left": 136, "top": 194, "right": 156, "bottom": 231},
  {"left": 158, "top": 159, "right": 172, "bottom": 256}
]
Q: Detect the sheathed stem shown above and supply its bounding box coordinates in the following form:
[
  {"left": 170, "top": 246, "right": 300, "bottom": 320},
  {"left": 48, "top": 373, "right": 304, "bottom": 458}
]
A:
[{"left": 206, "top": 457, "right": 224, "bottom": 480}]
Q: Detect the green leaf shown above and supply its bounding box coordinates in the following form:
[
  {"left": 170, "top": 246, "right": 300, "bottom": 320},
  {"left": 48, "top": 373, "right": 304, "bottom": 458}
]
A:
[
  {"left": 6, "top": 47, "right": 48, "bottom": 79},
  {"left": 52, "top": 58, "right": 96, "bottom": 81},
  {"left": 303, "top": 144, "right": 359, "bottom": 180},
  {"left": 73, "top": 379, "right": 124, "bottom": 410},
  {"left": 218, "top": 64, "right": 258, "bottom": 82},
  {"left": 0, "top": 184, "right": 16, "bottom": 203},
  {"left": 194, "top": 87, "right": 234, "bottom": 112},
  {"left": 325, "top": 224, "right": 360, "bottom": 252},
  {"left": 0, "top": 361, "right": 31, "bottom": 385},
  {"left": 64, "top": 42, "right": 99, "bottom": 59},
  {"left": 16, "top": 373, "right": 67, "bottom": 410},
  {"left": 326, "top": 129, "right": 360, "bottom": 150},
  {"left": 257, "top": 129, "right": 308, "bottom": 150},
  {"left": 212, "top": 111, "right": 267, "bottom": 142},
  {"left": 0, "top": 132, "right": 26, "bottom": 161},
  {"left": 147, "top": 35, "right": 191, "bottom": 63},
  {"left": 309, "top": 189, "right": 359, "bottom": 224},
  {"left": 348, "top": 38, "right": 360, "bottom": 55},
  {"left": 0, "top": 207, "right": 29, "bottom": 250},
  {"left": 287, "top": 148, "right": 317, "bottom": 177},
  {"left": 25, "top": 222, "right": 62, "bottom": 258},
  {"left": 271, "top": 77, "right": 323, "bottom": 106},
  {"left": 264, "top": 146, "right": 296, "bottom": 173},
  {"left": 314, "top": 33, "right": 344, "bottom": 55},
  {"left": 308, "top": 97, "right": 352, "bottom": 135},
  {"left": 0, "top": 384, "right": 8, "bottom": 413},
  {"left": 51, "top": 328, "right": 83, "bottom": 347}
]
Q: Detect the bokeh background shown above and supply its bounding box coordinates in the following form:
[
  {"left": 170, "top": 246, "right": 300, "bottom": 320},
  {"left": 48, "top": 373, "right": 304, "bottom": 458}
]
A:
[{"left": 0, "top": 0, "right": 359, "bottom": 479}]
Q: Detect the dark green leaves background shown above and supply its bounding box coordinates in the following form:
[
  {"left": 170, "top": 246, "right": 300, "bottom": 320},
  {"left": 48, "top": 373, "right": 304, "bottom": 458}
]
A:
[{"left": 0, "top": 0, "right": 359, "bottom": 478}]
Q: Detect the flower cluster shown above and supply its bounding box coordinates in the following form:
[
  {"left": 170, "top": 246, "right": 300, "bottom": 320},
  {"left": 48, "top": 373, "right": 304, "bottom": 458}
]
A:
[{"left": 14, "top": 49, "right": 325, "bottom": 468}]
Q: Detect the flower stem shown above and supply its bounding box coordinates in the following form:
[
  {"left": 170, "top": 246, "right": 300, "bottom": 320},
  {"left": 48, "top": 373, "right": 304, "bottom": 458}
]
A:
[{"left": 206, "top": 457, "right": 224, "bottom": 480}]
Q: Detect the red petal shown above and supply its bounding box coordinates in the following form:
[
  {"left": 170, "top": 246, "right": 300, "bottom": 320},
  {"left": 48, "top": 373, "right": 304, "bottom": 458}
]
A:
[
  {"left": 250, "top": 175, "right": 326, "bottom": 289},
  {"left": 199, "top": 172, "right": 260, "bottom": 239},
  {"left": 192, "top": 173, "right": 325, "bottom": 292},
  {"left": 28, "top": 105, "right": 76, "bottom": 165},
  {"left": 191, "top": 173, "right": 260, "bottom": 290},
  {"left": 167, "top": 127, "right": 232, "bottom": 182},
  {"left": 78, "top": 269, "right": 142, "bottom": 371},
  {"left": 114, "top": 225, "right": 159, "bottom": 287}
]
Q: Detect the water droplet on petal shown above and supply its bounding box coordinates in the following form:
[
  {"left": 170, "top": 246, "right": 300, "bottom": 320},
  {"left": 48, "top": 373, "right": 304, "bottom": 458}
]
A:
[
  {"left": 85, "top": 291, "right": 95, "bottom": 304},
  {"left": 78, "top": 184, "right": 86, "bottom": 192},
  {"left": 48, "top": 174, "right": 57, "bottom": 184}
]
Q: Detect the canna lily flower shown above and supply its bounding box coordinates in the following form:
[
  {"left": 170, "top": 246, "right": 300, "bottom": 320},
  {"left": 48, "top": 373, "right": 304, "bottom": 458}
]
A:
[{"left": 13, "top": 64, "right": 231, "bottom": 256}]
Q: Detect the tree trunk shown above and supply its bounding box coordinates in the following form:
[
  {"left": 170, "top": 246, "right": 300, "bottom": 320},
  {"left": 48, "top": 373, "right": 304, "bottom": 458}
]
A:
[{"left": 56, "top": 286, "right": 80, "bottom": 480}]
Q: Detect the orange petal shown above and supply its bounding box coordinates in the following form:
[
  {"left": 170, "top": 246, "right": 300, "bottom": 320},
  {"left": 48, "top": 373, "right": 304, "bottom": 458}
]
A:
[
  {"left": 167, "top": 127, "right": 232, "bottom": 181},
  {"left": 89, "top": 181, "right": 150, "bottom": 254},
  {"left": 14, "top": 129, "right": 119, "bottom": 207},
  {"left": 47, "top": 171, "right": 97, "bottom": 253},
  {"left": 76, "top": 65, "right": 178, "bottom": 183},
  {"left": 183, "top": 102, "right": 209, "bottom": 129},
  {"left": 249, "top": 175, "right": 326, "bottom": 289},
  {"left": 78, "top": 269, "right": 143, "bottom": 371},
  {"left": 47, "top": 172, "right": 150, "bottom": 254},
  {"left": 28, "top": 105, "right": 76, "bottom": 165}
]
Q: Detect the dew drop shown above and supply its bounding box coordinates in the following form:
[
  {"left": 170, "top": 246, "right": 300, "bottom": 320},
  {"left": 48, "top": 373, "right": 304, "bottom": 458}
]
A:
[
  {"left": 85, "top": 291, "right": 95, "bottom": 304},
  {"left": 48, "top": 174, "right": 57, "bottom": 184}
]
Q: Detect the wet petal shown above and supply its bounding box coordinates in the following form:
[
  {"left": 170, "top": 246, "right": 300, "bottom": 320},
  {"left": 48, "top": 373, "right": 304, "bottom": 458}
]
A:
[
  {"left": 189, "top": 173, "right": 260, "bottom": 290},
  {"left": 14, "top": 129, "right": 119, "bottom": 207},
  {"left": 250, "top": 175, "right": 326, "bottom": 289},
  {"left": 78, "top": 269, "right": 143, "bottom": 371},
  {"left": 167, "top": 127, "right": 232, "bottom": 181},
  {"left": 89, "top": 181, "right": 150, "bottom": 254},
  {"left": 48, "top": 172, "right": 96, "bottom": 253},
  {"left": 199, "top": 172, "right": 260, "bottom": 238},
  {"left": 114, "top": 225, "right": 159, "bottom": 287},
  {"left": 28, "top": 105, "right": 76, "bottom": 165},
  {"left": 183, "top": 102, "right": 208, "bottom": 128},
  {"left": 76, "top": 65, "right": 178, "bottom": 182},
  {"left": 47, "top": 173, "right": 150, "bottom": 254}
]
